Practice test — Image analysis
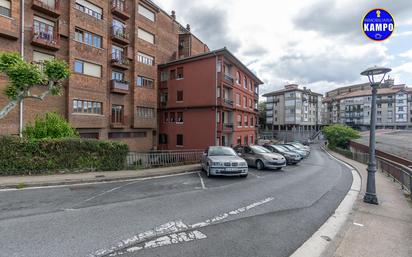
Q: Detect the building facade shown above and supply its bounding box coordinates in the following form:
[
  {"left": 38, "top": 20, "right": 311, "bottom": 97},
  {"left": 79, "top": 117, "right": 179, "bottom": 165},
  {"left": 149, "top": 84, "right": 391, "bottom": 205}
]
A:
[
  {"left": 263, "top": 84, "right": 323, "bottom": 131},
  {"left": 158, "top": 48, "right": 262, "bottom": 150},
  {"left": 0, "top": 0, "right": 209, "bottom": 151},
  {"left": 323, "top": 81, "right": 412, "bottom": 130}
]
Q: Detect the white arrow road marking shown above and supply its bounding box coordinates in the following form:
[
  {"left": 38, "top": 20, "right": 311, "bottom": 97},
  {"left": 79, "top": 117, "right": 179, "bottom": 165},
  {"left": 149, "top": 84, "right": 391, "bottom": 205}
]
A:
[{"left": 90, "top": 197, "right": 274, "bottom": 257}]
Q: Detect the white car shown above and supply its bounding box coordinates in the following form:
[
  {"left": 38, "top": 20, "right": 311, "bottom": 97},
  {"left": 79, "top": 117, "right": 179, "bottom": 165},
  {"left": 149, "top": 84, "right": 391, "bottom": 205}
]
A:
[{"left": 201, "top": 146, "right": 248, "bottom": 177}]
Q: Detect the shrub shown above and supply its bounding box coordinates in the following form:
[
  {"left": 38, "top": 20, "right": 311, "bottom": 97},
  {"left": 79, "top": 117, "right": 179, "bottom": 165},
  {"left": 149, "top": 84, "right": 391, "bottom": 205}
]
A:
[
  {"left": 0, "top": 136, "right": 129, "bottom": 175},
  {"left": 322, "top": 124, "right": 360, "bottom": 149},
  {"left": 23, "top": 112, "right": 79, "bottom": 140}
]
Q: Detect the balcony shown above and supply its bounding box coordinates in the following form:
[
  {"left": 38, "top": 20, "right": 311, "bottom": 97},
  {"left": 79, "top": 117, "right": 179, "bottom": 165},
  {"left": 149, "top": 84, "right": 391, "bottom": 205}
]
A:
[
  {"left": 111, "top": 54, "right": 130, "bottom": 70},
  {"left": 111, "top": 0, "right": 130, "bottom": 20},
  {"left": 218, "top": 98, "right": 234, "bottom": 108},
  {"left": 110, "top": 115, "right": 127, "bottom": 128},
  {"left": 32, "top": 0, "right": 60, "bottom": 18},
  {"left": 111, "top": 26, "right": 129, "bottom": 45},
  {"left": 31, "top": 29, "right": 60, "bottom": 51},
  {"left": 110, "top": 79, "right": 129, "bottom": 94},
  {"left": 222, "top": 73, "right": 234, "bottom": 86},
  {"left": 223, "top": 123, "right": 234, "bottom": 132}
]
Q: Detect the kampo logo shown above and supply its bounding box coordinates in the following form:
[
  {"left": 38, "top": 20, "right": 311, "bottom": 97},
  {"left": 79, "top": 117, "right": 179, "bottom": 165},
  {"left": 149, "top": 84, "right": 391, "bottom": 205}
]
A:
[{"left": 362, "top": 8, "right": 395, "bottom": 41}]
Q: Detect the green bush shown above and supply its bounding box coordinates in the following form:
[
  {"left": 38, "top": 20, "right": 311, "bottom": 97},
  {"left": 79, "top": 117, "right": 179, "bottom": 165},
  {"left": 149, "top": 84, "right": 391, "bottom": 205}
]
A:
[
  {"left": 323, "top": 124, "right": 360, "bottom": 148},
  {"left": 23, "top": 112, "right": 79, "bottom": 140},
  {"left": 0, "top": 136, "right": 129, "bottom": 175}
]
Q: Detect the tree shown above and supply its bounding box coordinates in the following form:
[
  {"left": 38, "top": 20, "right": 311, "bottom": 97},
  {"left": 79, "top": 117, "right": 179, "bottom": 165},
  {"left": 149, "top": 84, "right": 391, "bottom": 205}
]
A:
[
  {"left": 23, "top": 112, "right": 79, "bottom": 140},
  {"left": 322, "top": 124, "right": 360, "bottom": 148},
  {"left": 258, "top": 101, "right": 267, "bottom": 130},
  {"left": 0, "top": 52, "right": 70, "bottom": 119}
]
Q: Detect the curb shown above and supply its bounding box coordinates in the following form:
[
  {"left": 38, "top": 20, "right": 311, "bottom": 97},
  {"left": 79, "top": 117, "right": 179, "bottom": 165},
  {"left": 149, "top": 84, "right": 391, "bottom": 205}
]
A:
[
  {"left": 290, "top": 147, "right": 362, "bottom": 257},
  {"left": 0, "top": 165, "right": 201, "bottom": 190}
]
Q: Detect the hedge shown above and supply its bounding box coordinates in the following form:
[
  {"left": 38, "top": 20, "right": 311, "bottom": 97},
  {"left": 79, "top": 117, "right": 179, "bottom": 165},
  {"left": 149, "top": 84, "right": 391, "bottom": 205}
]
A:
[{"left": 0, "top": 136, "right": 129, "bottom": 175}]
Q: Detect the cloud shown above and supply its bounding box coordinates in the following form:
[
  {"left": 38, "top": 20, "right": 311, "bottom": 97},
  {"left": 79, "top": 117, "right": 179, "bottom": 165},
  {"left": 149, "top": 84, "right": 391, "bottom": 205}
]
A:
[{"left": 399, "top": 49, "right": 412, "bottom": 59}]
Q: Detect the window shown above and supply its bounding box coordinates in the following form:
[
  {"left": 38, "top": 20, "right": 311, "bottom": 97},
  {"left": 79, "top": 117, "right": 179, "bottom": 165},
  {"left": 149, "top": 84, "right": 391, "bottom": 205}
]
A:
[
  {"left": 250, "top": 81, "right": 253, "bottom": 91},
  {"left": 244, "top": 136, "right": 248, "bottom": 145},
  {"left": 216, "top": 112, "right": 220, "bottom": 123},
  {"left": 75, "top": 0, "right": 102, "bottom": 19},
  {"left": 250, "top": 116, "right": 254, "bottom": 126},
  {"left": 377, "top": 104, "right": 382, "bottom": 108},
  {"left": 170, "top": 69, "right": 176, "bottom": 80},
  {"left": 237, "top": 136, "right": 241, "bottom": 145},
  {"left": 112, "top": 0, "right": 126, "bottom": 12},
  {"left": 217, "top": 87, "right": 221, "bottom": 98},
  {"left": 398, "top": 107, "right": 404, "bottom": 111},
  {"left": 164, "top": 112, "right": 169, "bottom": 122},
  {"left": 75, "top": 28, "right": 102, "bottom": 48},
  {"left": 236, "top": 71, "right": 241, "bottom": 84},
  {"left": 112, "top": 19, "right": 126, "bottom": 38},
  {"left": 377, "top": 111, "right": 382, "bottom": 115},
  {"left": 177, "top": 91, "right": 183, "bottom": 102},
  {"left": 112, "top": 71, "right": 124, "bottom": 81},
  {"left": 74, "top": 60, "right": 101, "bottom": 77},
  {"left": 243, "top": 96, "right": 247, "bottom": 108},
  {"left": 159, "top": 134, "right": 168, "bottom": 144},
  {"left": 244, "top": 76, "right": 248, "bottom": 89},
  {"left": 72, "top": 99, "right": 102, "bottom": 114},
  {"left": 137, "top": 52, "right": 154, "bottom": 65},
  {"left": 244, "top": 115, "right": 248, "bottom": 126},
  {"left": 237, "top": 114, "right": 242, "bottom": 127},
  {"left": 249, "top": 99, "right": 252, "bottom": 108},
  {"left": 137, "top": 107, "right": 155, "bottom": 118},
  {"left": 138, "top": 4, "right": 155, "bottom": 21},
  {"left": 377, "top": 118, "right": 382, "bottom": 123},
  {"left": 33, "top": 51, "right": 54, "bottom": 69},
  {"left": 33, "top": 16, "right": 56, "bottom": 42},
  {"left": 388, "top": 103, "right": 393, "bottom": 108},
  {"left": 176, "top": 134, "right": 183, "bottom": 146},
  {"left": 177, "top": 67, "right": 184, "bottom": 79},
  {"left": 138, "top": 28, "right": 155, "bottom": 44},
  {"left": 137, "top": 76, "right": 154, "bottom": 88},
  {"left": 0, "top": 0, "right": 11, "bottom": 17},
  {"left": 160, "top": 71, "right": 168, "bottom": 81},
  {"left": 112, "top": 45, "right": 125, "bottom": 60},
  {"left": 109, "top": 132, "right": 147, "bottom": 139},
  {"left": 177, "top": 112, "right": 184, "bottom": 123},
  {"left": 170, "top": 112, "right": 175, "bottom": 122},
  {"left": 236, "top": 94, "right": 241, "bottom": 106},
  {"left": 111, "top": 105, "right": 124, "bottom": 123}
]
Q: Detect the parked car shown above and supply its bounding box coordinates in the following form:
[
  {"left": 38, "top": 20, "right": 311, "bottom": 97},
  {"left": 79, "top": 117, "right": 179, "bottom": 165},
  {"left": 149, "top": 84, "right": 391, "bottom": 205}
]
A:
[
  {"left": 201, "top": 146, "right": 248, "bottom": 178},
  {"left": 263, "top": 144, "right": 302, "bottom": 165},
  {"left": 234, "top": 145, "right": 286, "bottom": 170},
  {"left": 280, "top": 144, "right": 309, "bottom": 158},
  {"left": 287, "top": 142, "right": 311, "bottom": 152}
]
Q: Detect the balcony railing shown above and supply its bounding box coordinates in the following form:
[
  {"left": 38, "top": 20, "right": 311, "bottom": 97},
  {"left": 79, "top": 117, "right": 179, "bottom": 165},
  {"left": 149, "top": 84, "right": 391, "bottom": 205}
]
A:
[
  {"left": 32, "top": 0, "right": 60, "bottom": 18},
  {"left": 223, "top": 73, "right": 234, "bottom": 85},
  {"left": 111, "top": 0, "right": 130, "bottom": 20},
  {"left": 110, "top": 79, "right": 129, "bottom": 94},
  {"left": 223, "top": 123, "right": 234, "bottom": 132},
  {"left": 111, "top": 26, "right": 129, "bottom": 45},
  {"left": 111, "top": 53, "right": 130, "bottom": 69},
  {"left": 31, "top": 28, "right": 60, "bottom": 51},
  {"left": 110, "top": 115, "right": 127, "bottom": 128}
]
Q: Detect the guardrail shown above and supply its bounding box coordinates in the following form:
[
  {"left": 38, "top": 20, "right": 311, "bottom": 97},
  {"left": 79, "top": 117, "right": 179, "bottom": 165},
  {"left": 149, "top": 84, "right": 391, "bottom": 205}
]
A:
[
  {"left": 340, "top": 149, "right": 412, "bottom": 199},
  {"left": 127, "top": 150, "right": 204, "bottom": 169}
]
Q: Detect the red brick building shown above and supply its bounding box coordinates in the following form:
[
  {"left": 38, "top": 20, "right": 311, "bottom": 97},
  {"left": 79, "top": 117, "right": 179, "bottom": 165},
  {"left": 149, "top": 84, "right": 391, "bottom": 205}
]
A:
[
  {"left": 158, "top": 48, "right": 262, "bottom": 150},
  {"left": 0, "top": 0, "right": 209, "bottom": 151}
]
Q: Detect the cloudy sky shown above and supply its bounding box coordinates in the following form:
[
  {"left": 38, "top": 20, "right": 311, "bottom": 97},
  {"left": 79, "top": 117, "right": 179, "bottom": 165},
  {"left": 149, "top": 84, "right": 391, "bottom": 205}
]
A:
[{"left": 155, "top": 0, "right": 412, "bottom": 96}]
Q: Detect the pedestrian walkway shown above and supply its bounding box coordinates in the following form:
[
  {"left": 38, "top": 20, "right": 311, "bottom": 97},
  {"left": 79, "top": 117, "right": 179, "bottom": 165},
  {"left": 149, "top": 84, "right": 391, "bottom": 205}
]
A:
[
  {"left": 326, "top": 149, "right": 412, "bottom": 257},
  {"left": 0, "top": 164, "right": 201, "bottom": 189}
]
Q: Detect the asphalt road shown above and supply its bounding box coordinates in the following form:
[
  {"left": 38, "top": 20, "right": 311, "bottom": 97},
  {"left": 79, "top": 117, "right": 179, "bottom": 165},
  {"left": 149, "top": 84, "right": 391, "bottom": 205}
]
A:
[{"left": 0, "top": 145, "right": 352, "bottom": 257}]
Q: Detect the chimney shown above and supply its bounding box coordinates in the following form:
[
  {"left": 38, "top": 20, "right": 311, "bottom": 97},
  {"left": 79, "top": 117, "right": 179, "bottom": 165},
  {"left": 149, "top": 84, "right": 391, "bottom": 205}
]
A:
[
  {"left": 171, "top": 10, "right": 176, "bottom": 20},
  {"left": 186, "top": 24, "right": 191, "bottom": 31}
]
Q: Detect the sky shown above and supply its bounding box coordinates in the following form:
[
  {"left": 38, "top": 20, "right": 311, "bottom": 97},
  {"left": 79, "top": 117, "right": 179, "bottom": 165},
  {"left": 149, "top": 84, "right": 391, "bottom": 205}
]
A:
[{"left": 155, "top": 0, "right": 412, "bottom": 96}]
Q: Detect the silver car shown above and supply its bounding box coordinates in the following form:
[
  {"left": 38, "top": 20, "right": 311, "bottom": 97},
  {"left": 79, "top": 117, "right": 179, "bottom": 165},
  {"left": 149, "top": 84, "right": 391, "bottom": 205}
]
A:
[
  {"left": 234, "top": 145, "right": 286, "bottom": 170},
  {"left": 201, "top": 146, "right": 248, "bottom": 178}
]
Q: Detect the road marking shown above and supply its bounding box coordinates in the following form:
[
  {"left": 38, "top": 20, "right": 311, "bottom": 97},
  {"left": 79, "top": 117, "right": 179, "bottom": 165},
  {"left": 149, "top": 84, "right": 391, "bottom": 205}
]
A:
[
  {"left": 90, "top": 197, "right": 275, "bottom": 257},
  {"left": 353, "top": 222, "right": 364, "bottom": 227},
  {"left": 80, "top": 180, "right": 140, "bottom": 204},
  {"left": 248, "top": 172, "right": 262, "bottom": 179},
  {"left": 197, "top": 172, "right": 206, "bottom": 189},
  {"left": 0, "top": 172, "right": 199, "bottom": 192}
]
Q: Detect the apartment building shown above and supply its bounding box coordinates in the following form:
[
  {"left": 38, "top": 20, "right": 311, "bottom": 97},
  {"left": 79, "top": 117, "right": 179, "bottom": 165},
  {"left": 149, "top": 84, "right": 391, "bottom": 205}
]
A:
[
  {"left": 0, "top": 0, "right": 209, "bottom": 151},
  {"left": 158, "top": 48, "right": 262, "bottom": 150},
  {"left": 263, "top": 84, "right": 323, "bottom": 131},
  {"left": 323, "top": 81, "right": 412, "bottom": 130}
]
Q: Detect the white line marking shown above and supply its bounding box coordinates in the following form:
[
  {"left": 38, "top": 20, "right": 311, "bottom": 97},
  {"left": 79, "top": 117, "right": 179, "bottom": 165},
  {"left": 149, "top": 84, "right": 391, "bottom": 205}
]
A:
[
  {"left": 0, "top": 171, "right": 199, "bottom": 192},
  {"left": 353, "top": 222, "right": 364, "bottom": 227},
  {"left": 290, "top": 147, "right": 361, "bottom": 257},
  {"left": 90, "top": 197, "right": 274, "bottom": 256},
  {"left": 197, "top": 172, "right": 206, "bottom": 189}
]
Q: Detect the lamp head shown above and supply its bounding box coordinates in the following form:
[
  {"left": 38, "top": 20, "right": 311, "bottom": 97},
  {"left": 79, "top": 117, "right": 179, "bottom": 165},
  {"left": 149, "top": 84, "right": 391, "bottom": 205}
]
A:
[{"left": 361, "top": 66, "right": 392, "bottom": 86}]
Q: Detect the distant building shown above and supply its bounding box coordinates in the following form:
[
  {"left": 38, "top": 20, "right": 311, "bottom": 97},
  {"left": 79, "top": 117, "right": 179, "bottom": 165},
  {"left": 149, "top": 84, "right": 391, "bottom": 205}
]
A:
[
  {"left": 323, "top": 79, "right": 412, "bottom": 130},
  {"left": 158, "top": 48, "right": 263, "bottom": 150},
  {"left": 263, "top": 84, "right": 324, "bottom": 131}
]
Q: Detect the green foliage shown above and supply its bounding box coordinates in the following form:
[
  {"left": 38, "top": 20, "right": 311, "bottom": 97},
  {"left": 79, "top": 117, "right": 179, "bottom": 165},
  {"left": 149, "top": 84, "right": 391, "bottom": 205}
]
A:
[
  {"left": 0, "top": 136, "right": 129, "bottom": 175},
  {"left": 0, "top": 52, "right": 70, "bottom": 100},
  {"left": 23, "top": 112, "right": 79, "bottom": 140},
  {"left": 323, "top": 124, "right": 360, "bottom": 148}
]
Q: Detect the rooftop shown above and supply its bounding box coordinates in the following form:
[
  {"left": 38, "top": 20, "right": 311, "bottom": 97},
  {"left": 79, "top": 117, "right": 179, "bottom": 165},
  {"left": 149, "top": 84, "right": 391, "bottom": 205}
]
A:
[
  {"left": 263, "top": 84, "right": 323, "bottom": 97},
  {"left": 323, "top": 85, "right": 412, "bottom": 102}
]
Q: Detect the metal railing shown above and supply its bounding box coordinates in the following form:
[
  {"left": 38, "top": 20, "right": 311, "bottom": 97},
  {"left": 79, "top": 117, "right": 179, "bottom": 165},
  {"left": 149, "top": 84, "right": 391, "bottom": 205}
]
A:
[
  {"left": 127, "top": 150, "right": 204, "bottom": 168},
  {"left": 348, "top": 150, "right": 412, "bottom": 199}
]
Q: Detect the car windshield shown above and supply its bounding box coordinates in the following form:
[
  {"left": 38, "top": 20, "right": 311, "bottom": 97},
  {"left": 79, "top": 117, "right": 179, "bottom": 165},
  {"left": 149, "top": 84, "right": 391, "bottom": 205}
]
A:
[
  {"left": 272, "top": 145, "right": 287, "bottom": 153},
  {"left": 251, "top": 145, "right": 271, "bottom": 153},
  {"left": 208, "top": 147, "right": 237, "bottom": 156},
  {"left": 282, "top": 145, "right": 298, "bottom": 151},
  {"left": 290, "top": 143, "right": 304, "bottom": 148}
]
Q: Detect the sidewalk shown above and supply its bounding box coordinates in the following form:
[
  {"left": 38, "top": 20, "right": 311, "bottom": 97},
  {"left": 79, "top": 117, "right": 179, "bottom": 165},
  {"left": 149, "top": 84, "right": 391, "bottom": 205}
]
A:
[
  {"left": 326, "top": 149, "right": 412, "bottom": 257},
  {"left": 0, "top": 164, "right": 201, "bottom": 189}
]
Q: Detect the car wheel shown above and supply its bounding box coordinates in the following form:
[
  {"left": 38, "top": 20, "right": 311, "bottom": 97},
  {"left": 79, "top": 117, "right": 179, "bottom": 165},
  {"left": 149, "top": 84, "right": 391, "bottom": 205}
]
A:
[
  {"left": 206, "top": 165, "right": 212, "bottom": 177},
  {"left": 240, "top": 174, "right": 248, "bottom": 178},
  {"left": 256, "top": 160, "right": 264, "bottom": 170}
]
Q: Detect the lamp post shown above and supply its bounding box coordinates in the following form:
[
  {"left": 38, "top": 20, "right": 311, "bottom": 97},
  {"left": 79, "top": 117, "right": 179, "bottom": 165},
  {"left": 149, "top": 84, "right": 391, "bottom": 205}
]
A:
[{"left": 360, "top": 66, "right": 392, "bottom": 205}]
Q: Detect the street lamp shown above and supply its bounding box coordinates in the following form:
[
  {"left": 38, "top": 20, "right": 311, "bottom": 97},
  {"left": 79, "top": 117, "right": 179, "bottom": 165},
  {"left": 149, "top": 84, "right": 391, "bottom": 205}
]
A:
[{"left": 360, "top": 66, "right": 392, "bottom": 205}]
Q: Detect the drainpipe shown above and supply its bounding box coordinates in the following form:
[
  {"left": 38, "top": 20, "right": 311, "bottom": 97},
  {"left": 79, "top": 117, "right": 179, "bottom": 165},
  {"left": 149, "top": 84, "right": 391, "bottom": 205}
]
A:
[
  {"left": 214, "top": 53, "right": 218, "bottom": 146},
  {"left": 19, "top": 0, "right": 25, "bottom": 137}
]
